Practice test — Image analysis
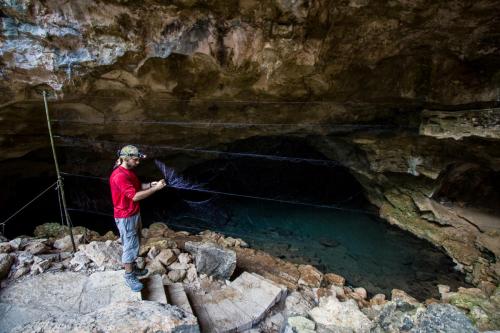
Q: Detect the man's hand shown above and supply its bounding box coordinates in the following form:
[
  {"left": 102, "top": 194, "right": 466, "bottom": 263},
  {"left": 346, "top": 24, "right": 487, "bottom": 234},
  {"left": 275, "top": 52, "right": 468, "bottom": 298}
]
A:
[{"left": 151, "top": 179, "right": 166, "bottom": 191}]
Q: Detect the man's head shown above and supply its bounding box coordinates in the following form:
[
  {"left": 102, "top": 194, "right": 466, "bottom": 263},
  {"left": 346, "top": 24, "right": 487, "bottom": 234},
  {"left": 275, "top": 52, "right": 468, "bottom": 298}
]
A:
[{"left": 118, "top": 145, "right": 146, "bottom": 169}]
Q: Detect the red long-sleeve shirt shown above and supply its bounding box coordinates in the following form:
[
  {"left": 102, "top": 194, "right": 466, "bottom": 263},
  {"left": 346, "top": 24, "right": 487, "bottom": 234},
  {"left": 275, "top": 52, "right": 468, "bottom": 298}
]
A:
[{"left": 110, "top": 166, "right": 141, "bottom": 218}]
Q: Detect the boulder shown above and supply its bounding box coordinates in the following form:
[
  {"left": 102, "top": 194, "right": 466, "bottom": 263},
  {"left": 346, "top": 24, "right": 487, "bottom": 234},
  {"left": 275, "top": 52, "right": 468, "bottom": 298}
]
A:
[
  {"left": 413, "top": 303, "right": 478, "bottom": 333},
  {"left": 391, "top": 289, "right": 420, "bottom": 306},
  {"left": 168, "top": 269, "right": 186, "bottom": 283},
  {"left": 308, "top": 295, "right": 372, "bottom": 333},
  {"left": 178, "top": 252, "right": 191, "bottom": 265},
  {"left": 10, "top": 301, "right": 198, "bottom": 333},
  {"left": 24, "top": 239, "right": 49, "bottom": 255},
  {"left": 145, "top": 258, "right": 166, "bottom": 276},
  {"left": 147, "top": 222, "right": 169, "bottom": 238},
  {"left": 0, "top": 242, "right": 13, "bottom": 253},
  {"left": 185, "top": 241, "right": 236, "bottom": 280},
  {"left": 34, "top": 223, "right": 99, "bottom": 240},
  {"left": 80, "top": 241, "right": 122, "bottom": 269},
  {"left": 185, "top": 265, "right": 198, "bottom": 283},
  {"left": 354, "top": 287, "right": 367, "bottom": 300},
  {"left": 156, "top": 249, "right": 176, "bottom": 266},
  {"left": 0, "top": 253, "right": 14, "bottom": 279},
  {"left": 53, "top": 235, "right": 84, "bottom": 251},
  {"left": 9, "top": 238, "right": 29, "bottom": 251},
  {"left": 371, "top": 300, "right": 425, "bottom": 332},
  {"left": 323, "top": 273, "right": 345, "bottom": 287},
  {"left": 298, "top": 265, "right": 323, "bottom": 288},
  {"left": 287, "top": 316, "right": 315, "bottom": 333},
  {"left": 284, "top": 291, "right": 316, "bottom": 317},
  {"left": 69, "top": 252, "right": 91, "bottom": 271}
]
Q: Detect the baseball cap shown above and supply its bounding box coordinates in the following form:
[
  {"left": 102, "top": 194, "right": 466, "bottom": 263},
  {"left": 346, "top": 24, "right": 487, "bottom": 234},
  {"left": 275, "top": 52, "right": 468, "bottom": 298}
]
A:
[{"left": 118, "top": 145, "right": 146, "bottom": 159}]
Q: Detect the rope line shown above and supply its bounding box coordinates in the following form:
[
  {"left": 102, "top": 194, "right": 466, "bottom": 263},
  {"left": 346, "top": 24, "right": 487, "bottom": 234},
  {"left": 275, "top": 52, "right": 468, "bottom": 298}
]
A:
[
  {"left": 52, "top": 118, "right": 413, "bottom": 130},
  {"left": 0, "top": 182, "right": 58, "bottom": 226},
  {"left": 55, "top": 136, "right": 343, "bottom": 167},
  {"left": 60, "top": 172, "right": 377, "bottom": 215}
]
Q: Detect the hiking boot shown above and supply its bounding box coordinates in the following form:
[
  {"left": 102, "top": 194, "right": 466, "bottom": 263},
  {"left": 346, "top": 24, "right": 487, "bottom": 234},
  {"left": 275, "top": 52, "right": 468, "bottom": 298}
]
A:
[
  {"left": 124, "top": 271, "right": 143, "bottom": 292},
  {"left": 133, "top": 265, "right": 148, "bottom": 277}
]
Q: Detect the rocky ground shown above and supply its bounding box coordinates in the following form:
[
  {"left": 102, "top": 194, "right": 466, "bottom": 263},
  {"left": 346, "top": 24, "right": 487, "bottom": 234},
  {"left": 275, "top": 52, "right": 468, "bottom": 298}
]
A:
[{"left": 0, "top": 222, "right": 498, "bottom": 332}]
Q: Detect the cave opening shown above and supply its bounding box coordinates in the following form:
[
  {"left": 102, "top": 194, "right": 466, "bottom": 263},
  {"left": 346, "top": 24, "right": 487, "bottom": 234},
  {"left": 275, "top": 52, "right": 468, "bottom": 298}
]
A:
[{"left": 0, "top": 135, "right": 471, "bottom": 299}]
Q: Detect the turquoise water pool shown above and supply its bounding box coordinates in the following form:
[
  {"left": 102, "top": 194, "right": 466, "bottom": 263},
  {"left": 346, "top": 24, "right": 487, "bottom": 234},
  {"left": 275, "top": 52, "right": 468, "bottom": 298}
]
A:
[{"left": 170, "top": 196, "right": 469, "bottom": 299}]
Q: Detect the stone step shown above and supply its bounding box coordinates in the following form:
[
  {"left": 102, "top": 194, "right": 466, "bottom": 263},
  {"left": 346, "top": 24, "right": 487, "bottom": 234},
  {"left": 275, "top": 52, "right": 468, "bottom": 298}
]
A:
[
  {"left": 250, "top": 272, "right": 287, "bottom": 303},
  {"left": 141, "top": 275, "right": 167, "bottom": 304},
  {"left": 186, "top": 290, "right": 216, "bottom": 333},
  {"left": 166, "top": 283, "right": 193, "bottom": 315},
  {"left": 186, "top": 272, "right": 285, "bottom": 333}
]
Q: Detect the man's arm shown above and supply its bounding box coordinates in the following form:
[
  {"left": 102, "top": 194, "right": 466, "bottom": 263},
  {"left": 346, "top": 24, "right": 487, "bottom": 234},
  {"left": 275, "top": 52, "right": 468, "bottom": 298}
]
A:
[{"left": 133, "top": 179, "right": 166, "bottom": 202}]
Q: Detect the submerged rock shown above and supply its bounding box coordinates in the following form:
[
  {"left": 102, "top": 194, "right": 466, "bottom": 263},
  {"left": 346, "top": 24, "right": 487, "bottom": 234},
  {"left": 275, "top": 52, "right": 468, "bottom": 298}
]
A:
[{"left": 185, "top": 241, "right": 236, "bottom": 280}]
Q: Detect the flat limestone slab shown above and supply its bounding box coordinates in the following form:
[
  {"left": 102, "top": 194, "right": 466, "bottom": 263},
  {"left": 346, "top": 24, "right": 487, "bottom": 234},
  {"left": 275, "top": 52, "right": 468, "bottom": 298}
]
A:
[
  {"left": 0, "top": 270, "right": 140, "bottom": 333},
  {"left": 201, "top": 292, "right": 253, "bottom": 333},
  {"left": 142, "top": 274, "right": 168, "bottom": 304},
  {"left": 230, "top": 272, "right": 284, "bottom": 314},
  {"left": 186, "top": 272, "right": 285, "bottom": 333}
]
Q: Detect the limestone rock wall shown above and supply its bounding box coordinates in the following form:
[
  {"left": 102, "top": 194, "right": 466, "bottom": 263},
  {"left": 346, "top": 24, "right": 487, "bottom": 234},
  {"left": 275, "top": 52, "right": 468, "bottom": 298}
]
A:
[{"left": 1, "top": 0, "right": 500, "bottom": 286}]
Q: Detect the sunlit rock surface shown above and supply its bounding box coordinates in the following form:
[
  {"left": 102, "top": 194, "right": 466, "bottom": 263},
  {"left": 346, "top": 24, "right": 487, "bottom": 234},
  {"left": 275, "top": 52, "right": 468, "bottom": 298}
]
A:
[{"left": 1, "top": 0, "right": 500, "bottom": 288}]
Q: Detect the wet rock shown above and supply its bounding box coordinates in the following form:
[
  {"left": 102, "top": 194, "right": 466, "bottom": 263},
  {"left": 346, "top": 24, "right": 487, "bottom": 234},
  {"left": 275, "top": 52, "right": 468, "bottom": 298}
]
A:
[
  {"left": 10, "top": 300, "right": 198, "bottom": 333},
  {"left": 185, "top": 241, "right": 236, "bottom": 280},
  {"left": 308, "top": 295, "right": 372, "bottom": 332},
  {"left": 156, "top": 249, "right": 176, "bottom": 267},
  {"left": 354, "top": 287, "right": 367, "bottom": 299},
  {"left": 391, "top": 289, "right": 420, "bottom": 306},
  {"left": 0, "top": 242, "right": 12, "bottom": 253},
  {"left": 53, "top": 234, "right": 84, "bottom": 251},
  {"left": 0, "top": 253, "right": 14, "bottom": 279},
  {"left": 298, "top": 264, "right": 322, "bottom": 288},
  {"left": 323, "top": 273, "right": 345, "bottom": 287},
  {"left": 413, "top": 303, "right": 478, "bottom": 333},
  {"left": 80, "top": 240, "right": 122, "bottom": 269}
]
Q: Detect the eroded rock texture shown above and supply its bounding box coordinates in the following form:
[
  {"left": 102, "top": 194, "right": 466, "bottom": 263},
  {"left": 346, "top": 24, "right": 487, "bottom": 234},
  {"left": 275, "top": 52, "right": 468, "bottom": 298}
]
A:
[{"left": 1, "top": 0, "right": 500, "bottom": 287}]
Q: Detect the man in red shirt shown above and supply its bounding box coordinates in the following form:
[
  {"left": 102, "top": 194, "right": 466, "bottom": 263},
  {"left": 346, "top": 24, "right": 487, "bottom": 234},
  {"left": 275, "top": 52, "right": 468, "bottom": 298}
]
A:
[{"left": 110, "top": 145, "right": 166, "bottom": 292}]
